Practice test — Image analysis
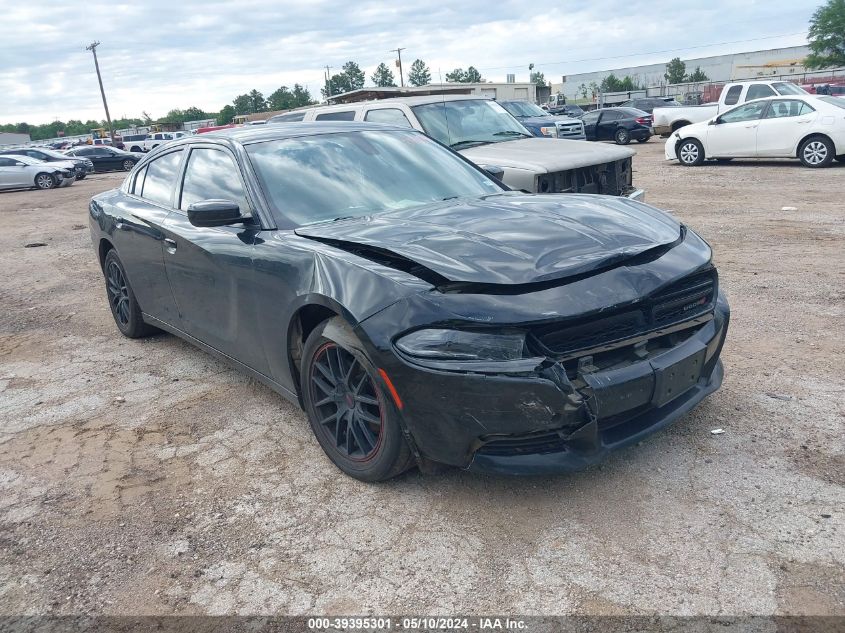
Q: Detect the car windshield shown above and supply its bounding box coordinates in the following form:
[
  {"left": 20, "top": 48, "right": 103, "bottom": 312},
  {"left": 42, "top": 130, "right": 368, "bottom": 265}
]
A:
[
  {"left": 411, "top": 99, "right": 531, "bottom": 148},
  {"left": 772, "top": 82, "right": 808, "bottom": 96},
  {"left": 501, "top": 101, "right": 548, "bottom": 118},
  {"left": 246, "top": 130, "right": 504, "bottom": 226}
]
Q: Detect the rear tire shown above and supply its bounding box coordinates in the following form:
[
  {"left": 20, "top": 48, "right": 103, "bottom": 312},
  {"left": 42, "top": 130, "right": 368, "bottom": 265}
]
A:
[
  {"left": 301, "top": 317, "right": 413, "bottom": 481},
  {"left": 102, "top": 250, "right": 158, "bottom": 338},
  {"left": 76, "top": 173, "right": 86, "bottom": 180},
  {"left": 799, "top": 136, "right": 834, "bottom": 168},
  {"left": 122, "top": 159, "right": 134, "bottom": 171},
  {"left": 34, "top": 172, "right": 56, "bottom": 189},
  {"left": 677, "top": 138, "right": 705, "bottom": 166},
  {"left": 614, "top": 128, "right": 631, "bottom": 145}
]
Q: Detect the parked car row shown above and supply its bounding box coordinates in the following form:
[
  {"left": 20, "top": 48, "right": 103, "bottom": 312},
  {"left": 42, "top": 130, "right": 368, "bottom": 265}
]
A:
[{"left": 64, "top": 146, "right": 144, "bottom": 172}]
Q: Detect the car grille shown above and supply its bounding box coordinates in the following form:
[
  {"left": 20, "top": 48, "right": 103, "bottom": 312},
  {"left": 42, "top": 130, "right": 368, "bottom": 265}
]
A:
[
  {"left": 536, "top": 157, "right": 632, "bottom": 196},
  {"left": 556, "top": 121, "right": 584, "bottom": 138},
  {"left": 476, "top": 430, "right": 570, "bottom": 456},
  {"left": 530, "top": 268, "right": 717, "bottom": 357}
]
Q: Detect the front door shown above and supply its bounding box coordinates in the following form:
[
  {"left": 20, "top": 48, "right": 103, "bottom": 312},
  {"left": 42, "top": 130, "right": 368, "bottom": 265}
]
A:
[
  {"left": 596, "top": 110, "right": 621, "bottom": 140},
  {"left": 706, "top": 101, "right": 767, "bottom": 157},
  {"left": 0, "top": 157, "right": 29, "bottom": 188},
  {"left": 161, "top": 145, "right": 267, "bottom": 373},
  {"left": 581, "top": 111, "right": 600, "bottom": 140}
]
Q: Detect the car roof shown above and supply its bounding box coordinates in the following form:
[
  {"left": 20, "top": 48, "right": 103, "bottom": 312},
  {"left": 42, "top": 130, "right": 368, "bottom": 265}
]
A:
[{"left": 196, "top": 121, "right": 415, "bottom": 145}]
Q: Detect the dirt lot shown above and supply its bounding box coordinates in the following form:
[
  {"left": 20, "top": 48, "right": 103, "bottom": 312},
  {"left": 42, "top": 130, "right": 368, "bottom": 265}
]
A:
[{"left": 0, "top": 144, "right": 843, "bottom": 617}]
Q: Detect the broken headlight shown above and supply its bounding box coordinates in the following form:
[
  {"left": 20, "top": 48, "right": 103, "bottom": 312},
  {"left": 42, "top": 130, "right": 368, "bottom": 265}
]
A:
[{"left": 395, "top": 329, "right": 528, "bottom": 361}]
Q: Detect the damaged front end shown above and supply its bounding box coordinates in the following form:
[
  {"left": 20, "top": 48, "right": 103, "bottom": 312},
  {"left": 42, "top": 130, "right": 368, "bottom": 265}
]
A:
[
  {"left": 355, "top": 246, "right": 728, "bottom": 475},
  {"left": 535, "top": 157, "right": 642, "bottom": 200}
]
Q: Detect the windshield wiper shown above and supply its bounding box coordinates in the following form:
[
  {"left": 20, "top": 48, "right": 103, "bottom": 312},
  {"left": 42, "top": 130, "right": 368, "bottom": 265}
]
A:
[
  {"left": 493, "top": 130, "right": 533, "bottom": 139},
  {"left": 449, "top": 139, "right": 491, "bottom": 150}
]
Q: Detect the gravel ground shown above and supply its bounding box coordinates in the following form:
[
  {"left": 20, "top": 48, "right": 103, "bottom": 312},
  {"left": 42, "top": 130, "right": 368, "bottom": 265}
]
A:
[{"left": 0, "top": 144, "right": 842, "bottom": 617}]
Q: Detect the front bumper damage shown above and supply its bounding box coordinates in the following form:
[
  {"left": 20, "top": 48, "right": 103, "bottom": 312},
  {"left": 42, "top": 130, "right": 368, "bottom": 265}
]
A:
[{"left": 359, "top": 286, "right": 728, "bottom": 476}]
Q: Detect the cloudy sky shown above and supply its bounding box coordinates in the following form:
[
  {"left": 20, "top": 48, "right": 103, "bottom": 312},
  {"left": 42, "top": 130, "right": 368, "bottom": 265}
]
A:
[{"left": 0, "top": 0, "right": 814, "bottom": 124}]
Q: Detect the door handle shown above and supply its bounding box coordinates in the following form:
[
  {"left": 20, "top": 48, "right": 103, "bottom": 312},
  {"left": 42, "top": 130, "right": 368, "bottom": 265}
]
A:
[
  {"left": 164, "top": 238, "right": 177, "bottom": 253},
  {"left": 745, "top": 124, "right": 758, "bottom": 128}
]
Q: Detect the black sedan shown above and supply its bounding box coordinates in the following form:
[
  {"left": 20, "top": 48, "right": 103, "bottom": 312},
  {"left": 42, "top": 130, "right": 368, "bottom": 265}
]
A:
[
  {"left": 89, "top": 123, "right": 728, "bottom": 480},
  {"left": 581, "top": 107, "right": 653, "bottom": 144},
  {"left": 65, "top": 146, "right": 143, "bottom": 172},
  {"left": 0, "top": 147, "right": 94, "bottom": 180}
]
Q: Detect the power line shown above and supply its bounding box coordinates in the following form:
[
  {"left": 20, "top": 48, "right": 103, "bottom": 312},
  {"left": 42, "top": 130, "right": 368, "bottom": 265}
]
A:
[{"left": 475, "top": 31, "right": 809, "bottom": 72}]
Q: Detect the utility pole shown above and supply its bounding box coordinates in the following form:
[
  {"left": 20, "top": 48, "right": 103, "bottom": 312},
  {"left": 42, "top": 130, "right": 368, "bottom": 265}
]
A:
[
  {"left": 325, "top": 65, "right": 332, "bottom": 99},
  {"left": 391, "top": 48, "right": 405, "bottom": 87},
  {"left": 86, "top": 41, "right": 115, "bottom": 144}
]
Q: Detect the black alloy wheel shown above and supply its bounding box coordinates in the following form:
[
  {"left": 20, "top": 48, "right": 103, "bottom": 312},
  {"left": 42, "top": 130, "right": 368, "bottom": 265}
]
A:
[
  {"left": 301, "top": 317, "right": 413, "bottom": 481},
  {"left": 102, "top": 250, "right": 157, "bottom": 338},
  {"left": 615, "top": 128, "right": 630, "bottom": 145},
  {"left": 310, "top": 342, "right": 384, "bottom": 461}
]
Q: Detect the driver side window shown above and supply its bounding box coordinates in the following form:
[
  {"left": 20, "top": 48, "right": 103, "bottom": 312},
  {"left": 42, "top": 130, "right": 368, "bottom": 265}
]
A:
[{"left": 719, "top": 102, "right": 767, "bottom": 124}]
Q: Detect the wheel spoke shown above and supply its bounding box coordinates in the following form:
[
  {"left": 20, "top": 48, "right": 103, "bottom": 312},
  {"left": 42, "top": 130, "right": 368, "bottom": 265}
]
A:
[
  {"left": 355, "top": 393, "right": 379, "bottom": 406},
  {"left": 349, "top": 414, "right": 375, "bottom": 455},
  {"left": 314, "top": 395, "right": 334, "bottom": 407},
  {"left": 312, "top": 374, "right": 335, "bottom": 396},
  {"left": 314, "top": 360, "right": 337, "bottom": 386},
  {"left": 343, "top": 356, "right": 358, "bottom": 384},
  {"left": 358, "top": 409, "right": 381, "bottom": 425}
]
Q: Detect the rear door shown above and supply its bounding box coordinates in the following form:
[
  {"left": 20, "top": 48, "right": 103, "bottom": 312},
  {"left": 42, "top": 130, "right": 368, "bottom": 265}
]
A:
[
  {"left": 706, "top": 101, "right": 768, "bottom": 157},
  {"left": 161, "top": 144, "right": 267, "bottom": 371},
  {"left": 756, "top": 100, "right": 817, "bottom": 156},
  {"left": 112, "top": 149, "right": 184, "bottom": 324}
]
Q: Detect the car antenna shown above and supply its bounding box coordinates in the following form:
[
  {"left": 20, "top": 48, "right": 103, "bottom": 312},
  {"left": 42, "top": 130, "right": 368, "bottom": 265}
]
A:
[{"left": 438, "top": 68, "right": 452, "bottom": 144}]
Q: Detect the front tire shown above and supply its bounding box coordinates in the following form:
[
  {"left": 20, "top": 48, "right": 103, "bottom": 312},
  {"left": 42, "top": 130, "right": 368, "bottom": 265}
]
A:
[
  {"left": 614, "top": 128, "right": 630, "bottom": 145},
  {"left": 102, "top": 250, "right": 158, "bottom": 338},
  {"left": 34, "top": 172, "right": 56, "bottom": 189},
  {"left": 677, "top": 139, "right": 705, "bottom": 166},
  {"left": 301, "top": 317, "right": 413, "bottom": 481},
  {"left": 799, "top": 136, "right": 834, "bottom": 168},
  {"left": 122, "top": 159, "right": 134, "bottom": 171}
]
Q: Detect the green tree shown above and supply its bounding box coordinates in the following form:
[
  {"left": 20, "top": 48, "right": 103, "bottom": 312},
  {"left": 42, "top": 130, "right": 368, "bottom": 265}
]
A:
[
  {"left": 322, "top": 61, "right": 366, "bottom": 97},
  {"left": 530, "top": 71, "right": 546, "bottom": 87},
  {"left": 445, "top": 66, "right": 484, "bottom": 83},
  {"left": 371, "top": 62, "right": 396, "bottom": 87},
  {"left": 600, "top": 74, "right": 625, "bottom": 92},
  {"left": 408, "top": 59, "right": 431, "bottom": 86},
  {"left": 218, "top": 105, "right": 236, "bottom": 125},
  {"left": 269, "top": 84, "right": 315, "bottom": 110},
  {"left": 805, "top": 0, "right": 845, "bottom": 69},
  {"left": 248, "top": 89, "right": 267, "bottom": 113},
  {"left": 578, "top": 83, "right": 588, "bottom": 99},
  {"left": 685, "top": 67, "right": 709, "bottom": 82},
  {"left": 664, "top": 57, "right": 687, "bottom": 84},
  {"left": 232, "top": 94, "right": 252, "bottom": 115},
  {"left": 291, "top": 84, "right": 314, "bottom": 106}
]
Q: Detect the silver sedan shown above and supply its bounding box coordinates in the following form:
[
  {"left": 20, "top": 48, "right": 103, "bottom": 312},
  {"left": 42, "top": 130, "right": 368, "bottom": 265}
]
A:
[{"left": 0, "top": 154, "right": 74, "bottom": 190}]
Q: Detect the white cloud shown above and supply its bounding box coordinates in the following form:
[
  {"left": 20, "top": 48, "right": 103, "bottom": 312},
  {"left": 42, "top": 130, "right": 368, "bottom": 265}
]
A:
[{"left": 0, "top": 0, "right": 813, "bottom": 124}]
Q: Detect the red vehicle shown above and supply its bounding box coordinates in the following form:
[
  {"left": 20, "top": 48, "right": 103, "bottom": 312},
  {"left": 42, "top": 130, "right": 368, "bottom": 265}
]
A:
[{"left": 195, "top": 124, "right": 238, "bottom": 134}]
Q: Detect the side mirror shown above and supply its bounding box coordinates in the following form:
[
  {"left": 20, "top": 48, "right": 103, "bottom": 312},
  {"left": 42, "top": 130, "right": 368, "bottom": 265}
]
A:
[
  {"left": 709, "top": 118, "right": 720, "bottom": 126},
  {"left": 187, "top": 199, "right": 244, "bottom": 227},
  {"left": 479, "top": 164, "right": 505, "bottom": 181}
]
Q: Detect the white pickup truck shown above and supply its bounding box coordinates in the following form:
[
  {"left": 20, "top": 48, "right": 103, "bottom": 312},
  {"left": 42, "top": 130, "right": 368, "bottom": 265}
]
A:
[
  {"left": 123, "top": 131, "right": 193, "bottom": 153},
  {"left": 653, "top": 81, "right": 809, "bottom": 136}
]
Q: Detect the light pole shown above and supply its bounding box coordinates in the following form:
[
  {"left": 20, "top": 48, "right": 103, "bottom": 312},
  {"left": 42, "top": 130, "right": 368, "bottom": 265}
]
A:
[
  {"left": 85, "top": 41, "right": 115, "bottom": 144},
  {"left": 391, "top": 48, "right": 405, "bottom": 87}
]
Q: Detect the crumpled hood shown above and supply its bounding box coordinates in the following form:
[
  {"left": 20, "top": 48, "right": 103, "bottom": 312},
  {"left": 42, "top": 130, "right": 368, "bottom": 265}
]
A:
[
  {"left": 459, "top": 137, "right": 634, "bottom": 172},
  {"left": 295, "top": 193, "right": 682, "bottom": 286}
]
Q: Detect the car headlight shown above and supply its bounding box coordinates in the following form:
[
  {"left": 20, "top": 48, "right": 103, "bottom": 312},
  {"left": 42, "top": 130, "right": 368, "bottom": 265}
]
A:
[
  {"left": 539, "top": 126, "right": 558, "bottom": 138},
  {"left": 395, "top": 329, "right": 528, "bottom": 361}
]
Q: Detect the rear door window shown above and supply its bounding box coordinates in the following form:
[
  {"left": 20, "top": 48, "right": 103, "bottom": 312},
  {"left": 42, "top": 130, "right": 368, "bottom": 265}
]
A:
[
  {"left": 723, "top": 85, "right": 743, "bottom": 106},
  {"left": 139, "top": 150, "right": 184, "bottom": 206},
  {"left": 315, "top": 111, "right": 356, "bottom": 121}
]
